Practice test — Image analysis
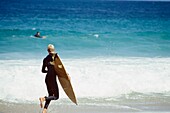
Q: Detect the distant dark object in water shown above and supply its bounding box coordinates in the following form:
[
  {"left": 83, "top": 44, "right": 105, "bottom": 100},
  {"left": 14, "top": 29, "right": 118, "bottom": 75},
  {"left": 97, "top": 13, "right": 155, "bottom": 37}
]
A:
[{"left": 34, "top": 32, "right": 46, "bottom": 38}]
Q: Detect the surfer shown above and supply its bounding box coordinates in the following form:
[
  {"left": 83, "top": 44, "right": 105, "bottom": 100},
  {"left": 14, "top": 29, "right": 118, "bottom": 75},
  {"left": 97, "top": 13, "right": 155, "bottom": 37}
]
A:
[
  {"left": 39, "top": 44, "right": 59, "bottom": 113},
  {"left": 34, "top": 31, "right": 41, "bottom": 38},
  {"left": 34, "top": 31, "right": 46, "bottom": 38}
]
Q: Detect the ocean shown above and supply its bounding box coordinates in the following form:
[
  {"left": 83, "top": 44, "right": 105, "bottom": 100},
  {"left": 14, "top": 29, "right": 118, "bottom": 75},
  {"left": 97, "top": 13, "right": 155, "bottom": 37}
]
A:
[{"left": 0, "top": 0, "right": 170, "bottom": 113}]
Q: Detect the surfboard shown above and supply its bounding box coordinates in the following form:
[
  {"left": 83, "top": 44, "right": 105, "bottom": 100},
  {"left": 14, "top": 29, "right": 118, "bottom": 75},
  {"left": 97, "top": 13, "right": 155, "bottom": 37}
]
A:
[{"left": 53, "top": 54, "right": 77, "bottom": 105}]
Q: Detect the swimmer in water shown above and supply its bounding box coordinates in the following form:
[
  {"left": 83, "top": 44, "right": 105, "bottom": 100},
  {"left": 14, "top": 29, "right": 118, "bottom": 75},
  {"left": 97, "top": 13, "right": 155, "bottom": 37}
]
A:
[{"left": 34, "top": 32, "right": 46, "bottom": 38}]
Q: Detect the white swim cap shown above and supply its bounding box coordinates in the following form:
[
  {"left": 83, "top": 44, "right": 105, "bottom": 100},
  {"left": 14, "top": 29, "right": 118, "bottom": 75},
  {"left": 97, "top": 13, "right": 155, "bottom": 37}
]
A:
[{"left": 47, "top": 44, "right": 55, "bottom": 53}]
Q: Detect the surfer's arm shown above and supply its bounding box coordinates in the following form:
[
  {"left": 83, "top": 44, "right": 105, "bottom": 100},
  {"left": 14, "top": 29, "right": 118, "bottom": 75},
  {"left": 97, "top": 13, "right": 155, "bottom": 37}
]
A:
[{"left": 42, "top": 59, "right": 48, "bottom": 73}]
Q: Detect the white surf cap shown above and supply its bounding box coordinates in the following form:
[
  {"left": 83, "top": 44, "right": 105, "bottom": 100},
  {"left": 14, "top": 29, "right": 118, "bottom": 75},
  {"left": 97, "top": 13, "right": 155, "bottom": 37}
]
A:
[{"left": 47, "top": 44, "right": 55, "bottom": 54}]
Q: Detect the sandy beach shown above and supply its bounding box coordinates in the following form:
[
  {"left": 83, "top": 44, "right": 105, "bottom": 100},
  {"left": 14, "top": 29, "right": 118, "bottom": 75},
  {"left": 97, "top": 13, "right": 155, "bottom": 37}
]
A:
[{"left": 1, "top": 99, "right": 170, "bottom": 113}]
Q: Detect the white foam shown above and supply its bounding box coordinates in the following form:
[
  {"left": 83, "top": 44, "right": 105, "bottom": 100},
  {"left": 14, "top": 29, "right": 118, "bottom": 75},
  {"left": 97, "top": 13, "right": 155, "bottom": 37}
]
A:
[
  {"left": 32, "top": 28, "right": 36, "bottom": 30},
  {"left": 94, "top": 34, "right": 99, "bottom": 38},
  {"left": 66, "top": 57, "right": 170, "bottom": 97},
  {"left": 0, "top": 57, "right": 170, "bottom": 102}
]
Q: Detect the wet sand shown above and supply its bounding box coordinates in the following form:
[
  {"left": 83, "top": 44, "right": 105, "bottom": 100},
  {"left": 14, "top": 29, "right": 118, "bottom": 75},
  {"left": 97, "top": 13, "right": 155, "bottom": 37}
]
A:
[{"left": 1, "top": 100, "right": 170, "bottom": 113}]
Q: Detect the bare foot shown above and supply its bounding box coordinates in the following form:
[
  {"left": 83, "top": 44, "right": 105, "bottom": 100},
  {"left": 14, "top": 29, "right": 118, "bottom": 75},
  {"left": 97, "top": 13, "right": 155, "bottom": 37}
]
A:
[
  {"left": 42, "top": 108, "right": 47, "bottom": 113},
  {"left": 39, "top": 97, "right": 44, "bottom": 108}
]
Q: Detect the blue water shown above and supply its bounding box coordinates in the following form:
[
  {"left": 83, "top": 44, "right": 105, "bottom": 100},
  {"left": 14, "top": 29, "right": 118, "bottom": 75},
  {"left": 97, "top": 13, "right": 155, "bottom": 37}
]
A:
[
  {"left": 0, "top": 0, "right": 170, "bottom": 59},
  {"left": 1, "top": 0, "right": 170, "bottom": 106}
]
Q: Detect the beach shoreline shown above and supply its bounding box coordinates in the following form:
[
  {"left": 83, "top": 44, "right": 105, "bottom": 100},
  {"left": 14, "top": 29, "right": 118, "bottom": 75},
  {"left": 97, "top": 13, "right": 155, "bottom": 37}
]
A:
[{"left": 1, "top": 100, "right": 170, "bottom": 113}]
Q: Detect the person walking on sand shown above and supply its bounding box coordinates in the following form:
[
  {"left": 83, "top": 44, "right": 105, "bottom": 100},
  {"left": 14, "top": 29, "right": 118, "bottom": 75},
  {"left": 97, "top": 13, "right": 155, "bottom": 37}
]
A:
[{"left": 39, "top": 44, "right": 59, "bottom": 113}]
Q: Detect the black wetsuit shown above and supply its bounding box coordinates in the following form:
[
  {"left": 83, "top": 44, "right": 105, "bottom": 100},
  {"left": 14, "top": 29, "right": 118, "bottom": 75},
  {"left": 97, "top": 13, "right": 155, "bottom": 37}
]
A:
[
  {"left": 34, "top": 34, "right": 42, "bottom": 38},
  {"left": 42, "top": 53, "right": 59, "bottom": 109}
]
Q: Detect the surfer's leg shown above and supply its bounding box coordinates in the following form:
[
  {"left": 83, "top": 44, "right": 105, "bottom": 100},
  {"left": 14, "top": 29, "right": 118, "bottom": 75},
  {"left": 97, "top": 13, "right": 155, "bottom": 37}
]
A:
[
  {"left": 39, "top": 97, "right": 45, "bottom": 108},
  {"left": 45, "top": 95, "right": 59, "bottom": 101},
  {"left": 44, "top": 96, "right": 58, "bottom": 109},
  {"left": 44, "top": 91, "right": 58, "bottom": 109},
  {"left": 44, "top": 95, "right": 58, "bottom": 109},
  {"left": 44, "top": 92, "right": 59, "bottom": 109},
  {"left": 44, "top": 99, "right": 51, "bottom": 109},
  {"left": 46, "top": 88, "right": 59, "bottom": 101},
  {"left": 42, "top": 108, "right": 47, "bottom": 113}
]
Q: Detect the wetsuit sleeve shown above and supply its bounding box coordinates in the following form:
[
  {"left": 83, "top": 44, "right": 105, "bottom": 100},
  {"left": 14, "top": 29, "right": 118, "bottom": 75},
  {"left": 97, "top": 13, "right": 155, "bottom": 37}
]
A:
[{"left": 42, "top": 58, "right": 48, "bottom": 73}]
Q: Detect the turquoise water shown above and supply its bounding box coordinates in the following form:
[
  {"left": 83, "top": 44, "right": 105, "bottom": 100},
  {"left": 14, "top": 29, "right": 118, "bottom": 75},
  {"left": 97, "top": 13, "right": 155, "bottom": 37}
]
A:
[{"left": 0, "top": 1, "right": 170, "bottom": 59}]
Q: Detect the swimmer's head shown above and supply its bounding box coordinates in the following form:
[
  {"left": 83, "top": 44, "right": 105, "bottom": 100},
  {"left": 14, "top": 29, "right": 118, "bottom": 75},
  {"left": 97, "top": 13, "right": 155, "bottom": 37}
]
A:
[
  {"left": 47, "top": 44, "right": 55, "bottom": 54},
  {"left": 36, "top": 32, "right": 40, "bottom": 35}
]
